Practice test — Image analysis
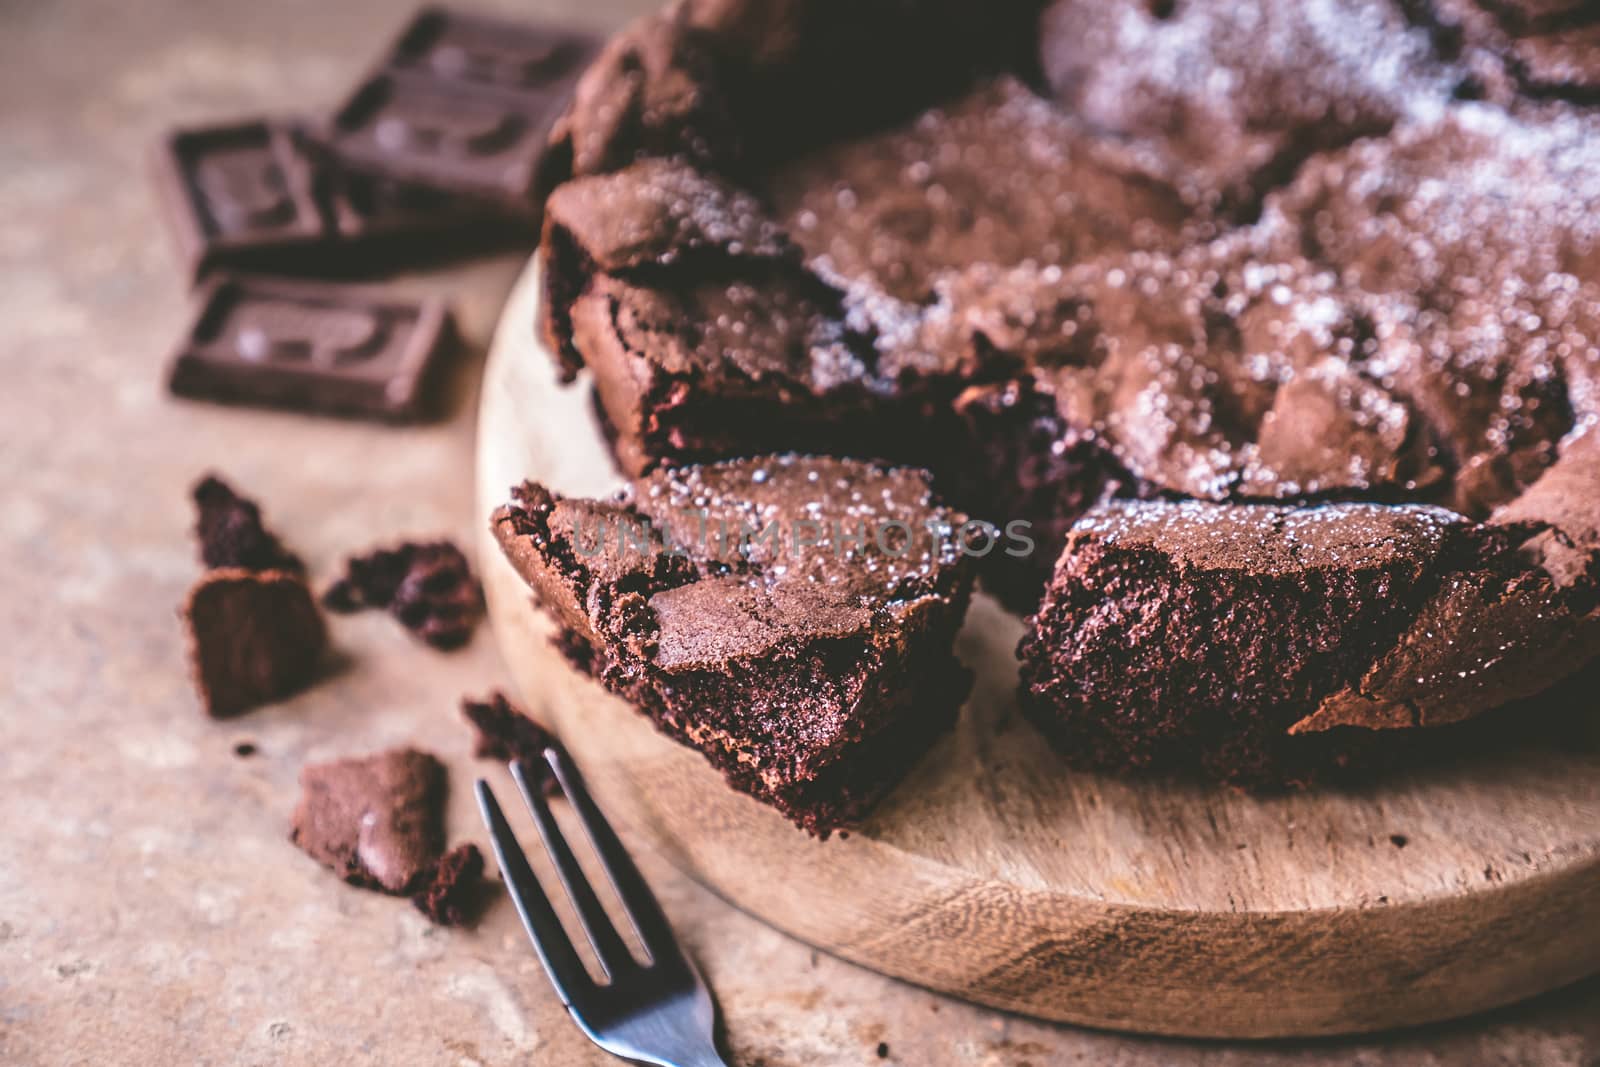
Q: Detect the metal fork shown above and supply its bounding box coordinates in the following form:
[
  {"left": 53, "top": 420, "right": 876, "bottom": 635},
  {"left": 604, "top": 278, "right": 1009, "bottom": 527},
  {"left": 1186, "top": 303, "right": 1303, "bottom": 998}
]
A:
[{"left": 476, "top": 748, "right": 729, "bottom": 1067}]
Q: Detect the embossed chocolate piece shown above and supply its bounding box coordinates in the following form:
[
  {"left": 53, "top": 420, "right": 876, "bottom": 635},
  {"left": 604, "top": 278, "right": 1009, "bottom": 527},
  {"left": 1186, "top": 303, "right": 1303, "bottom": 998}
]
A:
[
  {"left": 167, "top": 275, "right": 455, "bottom": 421},
  {"left": 389, "top": 6, "right": 596, "bottom": 87},
  {"left": 152, "top": 117, "right": 527, "bottom": 282},
  {"left": 152, "top": 121, "right": 325, "bottom": 281},
  {"left": 324, "top": 9, "right": 599, "bottom": 209}
]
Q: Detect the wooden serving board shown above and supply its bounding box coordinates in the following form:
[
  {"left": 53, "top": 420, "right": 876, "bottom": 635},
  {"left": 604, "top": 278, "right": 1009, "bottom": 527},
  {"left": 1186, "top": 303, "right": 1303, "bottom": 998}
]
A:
[{"left": 476, "top": 259, "right": 1600, "bottom": 1038}]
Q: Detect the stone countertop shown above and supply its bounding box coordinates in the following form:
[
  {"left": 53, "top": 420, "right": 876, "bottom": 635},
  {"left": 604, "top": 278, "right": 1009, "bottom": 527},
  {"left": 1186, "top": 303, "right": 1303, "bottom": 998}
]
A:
[{"left": 3, "top": 1, "right": 1599, "bottom": 1064}]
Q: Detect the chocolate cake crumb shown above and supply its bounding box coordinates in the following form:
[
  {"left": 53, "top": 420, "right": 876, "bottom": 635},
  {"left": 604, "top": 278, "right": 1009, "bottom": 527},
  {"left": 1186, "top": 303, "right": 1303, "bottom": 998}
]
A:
[
  {"left": 877, "top": 1041, "right": 891, "bottom": 1058},
  {"left": 233, "top": 741, "right": 258, "bottom": 758},
  {"left": 290, "top": 747, "right": 446, "bottom": 895},
  {"left": 412, "top": 843, "right": 490, "bottom": 928},
  {"left": 183, "top": 568, "right": 326, "bottom": 718},
  {"left": 1428, "top": 0, "right": 1600, "bottom": 101},
  {"left": 1390, "top": 834, "right": 1409, "bottom": 849},
  {"left": 462, "top": 692, "right": 558, "bottom": 792},
  {"left": 324, "top": 540, "right": 482, "bottom": 649},
  {"left": 192, "top": 474, "right": 302, "bottom": 572}
]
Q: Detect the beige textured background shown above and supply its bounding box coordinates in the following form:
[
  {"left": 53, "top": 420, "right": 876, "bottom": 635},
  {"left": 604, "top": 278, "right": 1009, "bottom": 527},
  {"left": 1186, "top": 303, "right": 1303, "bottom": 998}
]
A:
[{"left": 3, "top": 1, "right": 1600, "bottom": 1063}]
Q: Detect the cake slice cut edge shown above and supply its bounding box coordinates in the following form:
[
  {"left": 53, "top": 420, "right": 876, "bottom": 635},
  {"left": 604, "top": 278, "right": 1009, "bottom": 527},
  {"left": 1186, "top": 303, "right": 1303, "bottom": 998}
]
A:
[{"left": 490, "top": 454, "right": 979, "bottom": 836}]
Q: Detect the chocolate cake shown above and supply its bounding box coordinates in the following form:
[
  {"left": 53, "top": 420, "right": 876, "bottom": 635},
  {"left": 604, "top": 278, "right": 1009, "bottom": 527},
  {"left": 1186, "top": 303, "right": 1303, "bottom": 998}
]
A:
[
  {"left": 491, "top": 454, "right": 977, "bottom": 834},
  {"left": 526, "top": 0, "right": 1600, "bottom": 784}
]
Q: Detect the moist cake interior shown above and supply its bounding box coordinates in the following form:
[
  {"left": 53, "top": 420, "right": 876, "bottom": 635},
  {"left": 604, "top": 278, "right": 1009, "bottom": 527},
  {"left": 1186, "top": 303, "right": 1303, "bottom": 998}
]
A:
[{"left": 492, "top": 455, "right": 977, "bottom": 833}]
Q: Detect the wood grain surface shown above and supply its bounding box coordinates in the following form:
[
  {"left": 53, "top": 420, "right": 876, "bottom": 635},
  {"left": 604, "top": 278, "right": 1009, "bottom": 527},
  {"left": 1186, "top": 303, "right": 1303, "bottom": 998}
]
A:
[{"left": 480, "top": 259, "right": 1600, "bottom": 1039}]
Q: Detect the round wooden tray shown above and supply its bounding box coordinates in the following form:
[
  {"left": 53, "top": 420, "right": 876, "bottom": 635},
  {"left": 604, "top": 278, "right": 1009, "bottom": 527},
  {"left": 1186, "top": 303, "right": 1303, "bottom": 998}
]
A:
[{"left": 476, "top": 258, "right": 1600, "bottom": 1038}]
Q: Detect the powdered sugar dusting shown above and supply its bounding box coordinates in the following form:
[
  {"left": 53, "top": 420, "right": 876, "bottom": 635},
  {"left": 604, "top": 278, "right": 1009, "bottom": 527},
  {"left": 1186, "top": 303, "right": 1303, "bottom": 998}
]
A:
[
  {"left": 765, "top": 77, "right": 1209, "bottom": 305},
  {"left": 1074, "top": 497, "right": 1465, "bottom": 574},
  {"left": 1040, "top": 0, "right": 1462, "bottom": 202},
  {"left": 638, "top": 454, "right": 966, "bottom": 602}
]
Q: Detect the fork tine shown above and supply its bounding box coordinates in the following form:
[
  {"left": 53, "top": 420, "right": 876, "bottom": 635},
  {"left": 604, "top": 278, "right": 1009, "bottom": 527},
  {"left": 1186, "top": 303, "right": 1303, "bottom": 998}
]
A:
[
  {"left": 475, "top": 780, "right": 597, "bottom": 1006},
  {"left": 510, "top": 759, "right": 638, "bottom": 980},
  {"left": 542, "top": 746, "right": 686, "bottom": 969}
]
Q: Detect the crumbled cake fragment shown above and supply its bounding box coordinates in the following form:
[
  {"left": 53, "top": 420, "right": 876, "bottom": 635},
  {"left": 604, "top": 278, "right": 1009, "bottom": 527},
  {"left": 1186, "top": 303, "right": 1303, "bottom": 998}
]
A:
[
  {"left": 183, "top": 568, "right": 326, "bottom": 718},
  {"left": 462, "top": 692, "right": 559, "bottom": 794},
  {"left": 412, "top": 843, "right": 491, "bottom": 928},
  {"left": 290, "top": 747, "right": 446, "bottom": 894},
  {"left": 324, "top": 540, "right": 483, "bottom": 649},
  {"left": 1038, "top": 0, "right": 1464, "bottom": 213},
  {"left": 192, "top": 474, "right": 302, "bottom": 572}
]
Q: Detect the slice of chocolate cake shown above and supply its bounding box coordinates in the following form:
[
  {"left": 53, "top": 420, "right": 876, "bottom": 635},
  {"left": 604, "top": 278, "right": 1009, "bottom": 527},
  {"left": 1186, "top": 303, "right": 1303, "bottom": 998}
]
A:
[
  {"left": 491, "top": 455, "right": 977, "bottom": 835},
  {"left": 1019, "top": 499, "right": 1600, "bottom": 785},
  {"left": 539, "top": 157, "right": 995, "bottom": 478}
]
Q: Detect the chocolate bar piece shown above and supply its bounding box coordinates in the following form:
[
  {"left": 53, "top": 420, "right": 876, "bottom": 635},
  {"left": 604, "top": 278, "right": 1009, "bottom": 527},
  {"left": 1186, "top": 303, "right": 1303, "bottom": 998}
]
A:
[
  {"left": 324, "top": 8, "right": 600, "bottom": 209},
  {"left": 152, "top": 117, "right": 530, "bottom": 282},
  {"left": 152, "top": 121, "right": 324, "bottom": 281},
  {"left": 167, "top": 275, "right": 454, "bottom": 421}
]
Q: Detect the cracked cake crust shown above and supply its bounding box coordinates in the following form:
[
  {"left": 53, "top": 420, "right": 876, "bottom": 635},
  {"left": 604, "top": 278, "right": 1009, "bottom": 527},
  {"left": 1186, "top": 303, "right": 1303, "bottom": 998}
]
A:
[{"left": 492, "top": 454, "right": 977, "bottom": 833}]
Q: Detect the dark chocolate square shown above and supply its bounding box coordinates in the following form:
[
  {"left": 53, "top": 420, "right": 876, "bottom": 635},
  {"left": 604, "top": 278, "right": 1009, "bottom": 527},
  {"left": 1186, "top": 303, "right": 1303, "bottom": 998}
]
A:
[
  {"left": 389, "top": 7, "right": 597, "bottom": 89},
  {"left": 167, "top": 275, "right": 454, "bottom": 421},
  {"left": 152, "top": 120, "right": 327, "bottom": 282},
  {"left": 323, "top": 166, "right": 500, "bottom": 243},
  {"left": 323, "top": 9, "right": 600, "bottom": 209},
  {"left": 153, "top": 117, "right": 532, "bottom": 282}
]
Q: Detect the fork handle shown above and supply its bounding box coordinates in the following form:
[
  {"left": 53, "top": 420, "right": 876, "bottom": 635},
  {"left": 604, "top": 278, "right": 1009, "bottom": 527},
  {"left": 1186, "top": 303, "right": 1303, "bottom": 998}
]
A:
[
  {"left": 675, "top": 1054, "right": 729, "bottom": 1067},
  {"left": 628, "top": 1046, "right": 728, "bottom": 1067}
]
